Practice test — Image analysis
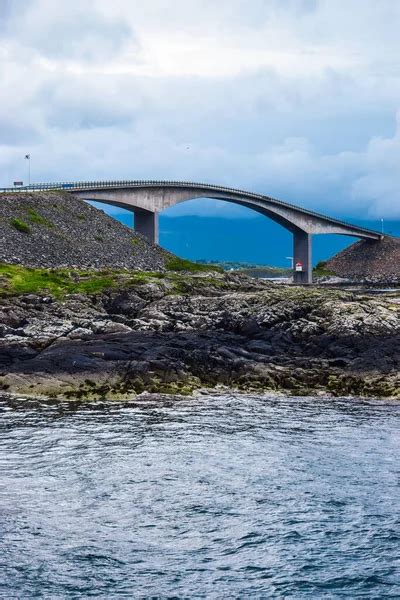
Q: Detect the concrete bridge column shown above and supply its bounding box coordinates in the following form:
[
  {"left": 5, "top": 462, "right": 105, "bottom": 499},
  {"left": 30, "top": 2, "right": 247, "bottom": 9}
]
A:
[
  {"left": 134, "top": 209, "right": 159, "bottom": 244},
  {"left": 293, "top": 231, "right": 312, "bottom": 284}
]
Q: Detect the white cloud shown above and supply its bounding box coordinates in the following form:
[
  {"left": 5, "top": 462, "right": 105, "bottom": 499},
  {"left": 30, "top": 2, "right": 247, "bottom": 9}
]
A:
[
  {"left": 351, "top": 111, "right": 400, "bottom": 218},
  {"left": 0, "top": 0, "right": 400, "bottom": 219}
]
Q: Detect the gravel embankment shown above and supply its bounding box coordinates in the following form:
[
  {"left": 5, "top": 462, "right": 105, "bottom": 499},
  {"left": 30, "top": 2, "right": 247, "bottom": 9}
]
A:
[
  {"left": 0, "top": 192, "right": 171, "bottom": 270},
  {"left": 326, "top": 237, "right": 400, "bottom": 283}
]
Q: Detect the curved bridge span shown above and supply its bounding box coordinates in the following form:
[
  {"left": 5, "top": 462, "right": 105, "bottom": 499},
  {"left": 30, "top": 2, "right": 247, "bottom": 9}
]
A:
[{"left": 1, "top": 180, "right": 385, "bottom": 283}]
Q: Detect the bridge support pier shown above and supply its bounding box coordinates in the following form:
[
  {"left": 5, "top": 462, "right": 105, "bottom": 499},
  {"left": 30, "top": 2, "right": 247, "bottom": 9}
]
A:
[
  {"left": 293, "top": 231, "right": 312, "bottom": 284},
  {"left": 134, "top": 209, "right": 159, "bottom": 244}
]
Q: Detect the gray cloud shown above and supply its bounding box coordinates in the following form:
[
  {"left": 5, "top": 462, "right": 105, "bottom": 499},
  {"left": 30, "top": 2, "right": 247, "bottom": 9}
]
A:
[
  {"left": 1, "top": 0, "right": 133, "bottom": 62},
  {"left": 1, "top": 0, "right": 400, "bottom": 219}
]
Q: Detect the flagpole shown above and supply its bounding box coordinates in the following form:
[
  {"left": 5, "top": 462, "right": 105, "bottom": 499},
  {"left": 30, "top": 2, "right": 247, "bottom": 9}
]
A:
[{"left": 25, "top": 154, "right": 31, "bottom": 186}]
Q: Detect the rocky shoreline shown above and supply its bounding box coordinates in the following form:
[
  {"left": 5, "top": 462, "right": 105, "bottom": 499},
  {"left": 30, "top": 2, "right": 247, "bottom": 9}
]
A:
[{"left": 1, "top": 272, "right": 399, "bottom": 400}]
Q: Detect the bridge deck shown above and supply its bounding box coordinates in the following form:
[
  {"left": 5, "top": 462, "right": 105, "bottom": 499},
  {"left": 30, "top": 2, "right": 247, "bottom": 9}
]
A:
[{"left": 0, "top": 179, "right": 386, "bottom": 241}]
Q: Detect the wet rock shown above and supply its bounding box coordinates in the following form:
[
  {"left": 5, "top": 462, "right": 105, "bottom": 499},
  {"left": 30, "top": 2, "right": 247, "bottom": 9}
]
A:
[
  {"left": 0, "top": 276, "right": 399, "bottom": 399},
  {"left": 67, "top": 327, "right": 93, "bottom": 340}
]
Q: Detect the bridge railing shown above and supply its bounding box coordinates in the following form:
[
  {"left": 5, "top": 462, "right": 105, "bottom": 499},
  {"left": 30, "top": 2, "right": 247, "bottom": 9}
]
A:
[{"left": 0, "top": 179, "right": 246, "bottom": 194}]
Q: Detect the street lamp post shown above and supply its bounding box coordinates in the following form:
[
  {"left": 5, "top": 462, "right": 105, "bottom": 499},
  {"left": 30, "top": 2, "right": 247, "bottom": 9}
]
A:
[
  {"left": 381, "top": 218, "right": 384, "bottom": 234},
  {"left": 286, "top": 256, "right": 294, "bottom": 269}
]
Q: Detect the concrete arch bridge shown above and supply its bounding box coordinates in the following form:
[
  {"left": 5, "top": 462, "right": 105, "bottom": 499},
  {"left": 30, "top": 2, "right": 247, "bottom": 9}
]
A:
[{"left": 2, "top": 180, "right": 385, "bottom": 283}]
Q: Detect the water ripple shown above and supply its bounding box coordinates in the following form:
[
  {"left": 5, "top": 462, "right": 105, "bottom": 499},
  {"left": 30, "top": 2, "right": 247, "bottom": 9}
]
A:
[{"left": 0, "top": 393, "right": 399, "bottom": 598}]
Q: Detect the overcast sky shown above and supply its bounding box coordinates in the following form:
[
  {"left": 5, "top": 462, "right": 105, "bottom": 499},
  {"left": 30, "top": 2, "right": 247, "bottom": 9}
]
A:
[{"left": 1, "top": 0, "right": 400, "bottom": 219}]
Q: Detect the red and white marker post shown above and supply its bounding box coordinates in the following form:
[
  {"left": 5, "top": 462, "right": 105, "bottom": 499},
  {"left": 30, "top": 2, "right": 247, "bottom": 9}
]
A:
[{"left": 295, "top": 261, "right": 303, "bottom": 272}]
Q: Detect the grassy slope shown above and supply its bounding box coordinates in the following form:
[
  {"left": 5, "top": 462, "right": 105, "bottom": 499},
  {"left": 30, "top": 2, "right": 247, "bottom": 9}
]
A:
[
  {"left": 0, "top": 261, "right": 223, "bottom": 298},
  {"left": 312, "top": 261, "right": 336, "bottom": 278},
  {"left": 165, "top": 256, "right": 222, "bottom": 273}
]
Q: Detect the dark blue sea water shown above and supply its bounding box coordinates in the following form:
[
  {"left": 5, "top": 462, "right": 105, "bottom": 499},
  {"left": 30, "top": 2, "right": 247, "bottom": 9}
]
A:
[
  {"left": 111, "top": 210, "right": 400, "bottom": 267},
  {"left": 1, "top": 393, "right": 399, "bottom": 598}
]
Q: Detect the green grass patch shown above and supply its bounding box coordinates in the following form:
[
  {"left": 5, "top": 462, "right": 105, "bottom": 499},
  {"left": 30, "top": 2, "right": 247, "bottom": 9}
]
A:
[
  {"left": 0, "top": 264, "right": 116, "bottom": 298},
  {"left": 0, "top": 262, "right": 227, "bottom": 299},
  {"left": 313, "top": 261, "right": 336, "bottom": 277},
  {"left": 10, "top": 218, "right": 31, "bottom": 233},
  {"left": 166, "top": 256, "right": 223, "bottom": 273},
  {"left": 0, "top": 264, "right": 170, "bottom": 298},
  {"left": 26, "top": 208, "right": 53, "bottom": 228}
]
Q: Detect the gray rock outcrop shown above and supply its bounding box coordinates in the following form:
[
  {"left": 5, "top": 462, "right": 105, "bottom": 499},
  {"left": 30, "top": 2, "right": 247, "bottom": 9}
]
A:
[{"left": 1, "top": 274, "right": 399, "bottom": 399}]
